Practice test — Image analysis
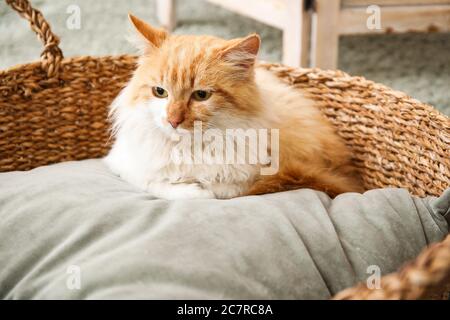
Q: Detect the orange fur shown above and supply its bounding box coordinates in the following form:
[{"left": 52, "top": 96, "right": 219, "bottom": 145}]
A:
[
  {"left": 118, "top": 14, "right": 363, "bottom": 198},
  {"left": 247, "top": 109, "right": 364, "bottom": 197},
  {"left": 126, "top": 15, "right": 262, "bottom": 132}
]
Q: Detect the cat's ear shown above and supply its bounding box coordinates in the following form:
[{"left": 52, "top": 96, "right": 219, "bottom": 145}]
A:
[
  {"left": 220, "top": 34, "right": 261, "bottom": 69},
  {"left": 128, "top": 14, "right": 168, "bottom": 50}
]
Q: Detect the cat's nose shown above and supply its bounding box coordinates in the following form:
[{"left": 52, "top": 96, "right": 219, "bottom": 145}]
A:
[
  {"left": 167, "top": 103, "right": 186, "bottom": 128},
  {"left": 168, "top": 118, "right": 183, "bottom": 128}
]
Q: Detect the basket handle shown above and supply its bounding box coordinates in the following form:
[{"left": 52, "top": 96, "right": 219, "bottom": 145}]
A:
[{"left": 6, "top": 0, "right": 63, "bottom": 77}]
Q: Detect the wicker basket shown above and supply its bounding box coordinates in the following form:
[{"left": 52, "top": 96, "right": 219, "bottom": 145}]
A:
[{"left": 1, "top": 0, "right": 449, "bottom": 299}]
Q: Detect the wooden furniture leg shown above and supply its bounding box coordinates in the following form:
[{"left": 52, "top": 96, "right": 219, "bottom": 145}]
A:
[
  {"left": 282, "top": 0, "right": 311, "bottom": 67},
  {"left": 156, "top": 0, "right": 176, "bottom": 31},
  {"left": 311, "top": 0, "right": 341, "bottom": 69}
]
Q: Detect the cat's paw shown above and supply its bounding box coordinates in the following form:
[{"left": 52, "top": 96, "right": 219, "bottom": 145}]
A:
[
  {"left": 147, "top": 182, "right": 216, "bottom": 200},
  {"left": 172, "top": 183, "right": 216, "bottom": 200}
]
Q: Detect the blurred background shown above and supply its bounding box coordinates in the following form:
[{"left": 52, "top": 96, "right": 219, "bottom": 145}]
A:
[{"left": 1, "top": 0, "right": 449, "bottom": 114}]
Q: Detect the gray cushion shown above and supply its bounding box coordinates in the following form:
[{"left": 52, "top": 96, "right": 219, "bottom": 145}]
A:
[{"left": 0, "top": 159, "right": 448, "bottom": 299}]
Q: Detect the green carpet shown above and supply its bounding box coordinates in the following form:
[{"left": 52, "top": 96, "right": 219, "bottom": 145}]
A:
[{"left": 1, "top": 0, "right": 449, "bottom": 114}]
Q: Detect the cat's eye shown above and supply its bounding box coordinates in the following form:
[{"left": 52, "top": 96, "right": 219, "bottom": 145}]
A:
[
  {"left": 152, "top": 86, "right": 168, "bottom": 98},
  {"left": 192, "top": 90, "right": 211, "bottom": 101}
]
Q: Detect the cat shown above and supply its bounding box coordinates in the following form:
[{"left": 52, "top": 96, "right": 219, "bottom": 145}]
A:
[{"left": 104, "top": 14, "right": 363, "bottom": 200}]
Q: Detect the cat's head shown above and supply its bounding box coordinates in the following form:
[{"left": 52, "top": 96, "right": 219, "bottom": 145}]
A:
[{"left": 121, "top": 14, "right": 262, "bottom": 135}]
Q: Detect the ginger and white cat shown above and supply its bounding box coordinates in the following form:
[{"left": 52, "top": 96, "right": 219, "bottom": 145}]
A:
[{"left": 104, "top": 14, "right": 363, "bottom": 200}]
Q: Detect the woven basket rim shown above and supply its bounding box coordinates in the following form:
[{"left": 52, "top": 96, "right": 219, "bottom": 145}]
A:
[
  {"left": 259, "top": 62, "right": 450, "bottom": 121},
  {"left": 0, "top": 54, "right": 136, "bottom": 76},
  {"left": 2, "top": 54, "right": 448, "bottom": 122}
]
